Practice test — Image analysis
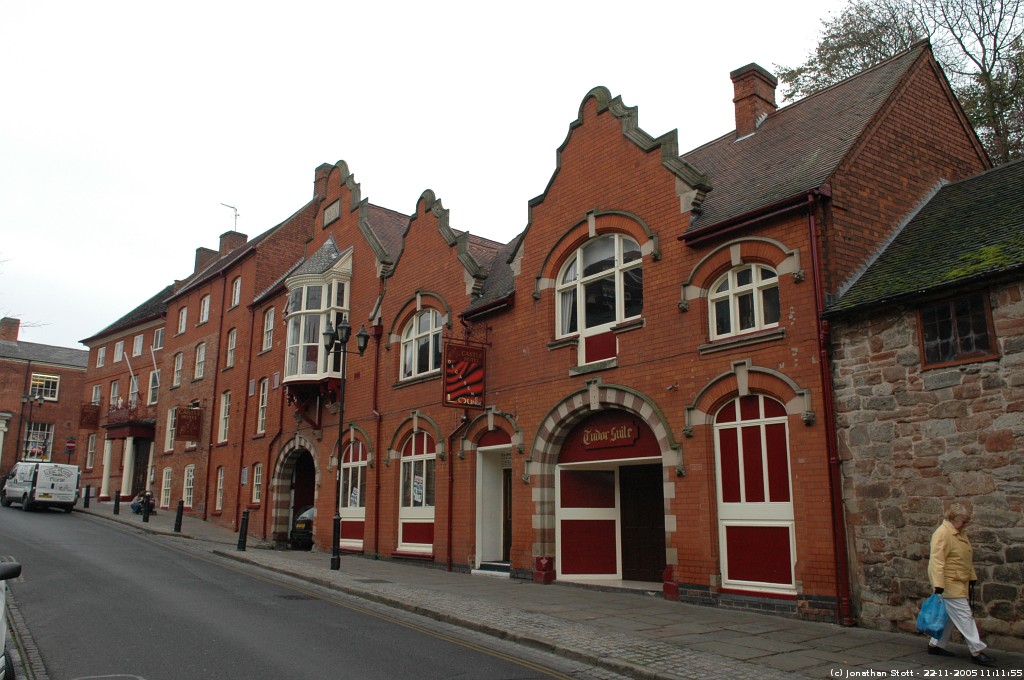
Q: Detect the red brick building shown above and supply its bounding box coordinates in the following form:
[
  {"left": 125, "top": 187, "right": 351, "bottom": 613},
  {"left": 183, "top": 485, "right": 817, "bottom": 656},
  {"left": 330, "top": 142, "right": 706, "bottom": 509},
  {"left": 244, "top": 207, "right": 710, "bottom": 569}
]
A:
[
  {"left": 0, "top": 318, "right": 87, "bottom": 474},
  {"left": 78, "top": 42, "right": 997, "bottom": 626}
]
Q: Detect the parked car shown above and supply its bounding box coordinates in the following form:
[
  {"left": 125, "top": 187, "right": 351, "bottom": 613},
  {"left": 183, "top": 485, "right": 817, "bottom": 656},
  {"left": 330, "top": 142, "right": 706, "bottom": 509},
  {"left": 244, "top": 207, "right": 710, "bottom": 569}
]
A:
[
  {"left": 1, "top": 462, "right": 80, "bottom": 512},
  {"left": 1, "top": 560, "right": 22, "bottom": 680},
  {"left": 289, "top": 506, "right": 314, "bottom": 550}
]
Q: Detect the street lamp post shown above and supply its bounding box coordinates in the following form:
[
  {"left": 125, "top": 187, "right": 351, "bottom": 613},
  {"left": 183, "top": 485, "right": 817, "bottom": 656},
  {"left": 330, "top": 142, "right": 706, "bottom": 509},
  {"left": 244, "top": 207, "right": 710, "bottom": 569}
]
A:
[
  {"left": 322, "top": 315, "right": 369, "bottom": 571},
  {"left": 20, "top": 392, "right": 44, "bottom": 460}
]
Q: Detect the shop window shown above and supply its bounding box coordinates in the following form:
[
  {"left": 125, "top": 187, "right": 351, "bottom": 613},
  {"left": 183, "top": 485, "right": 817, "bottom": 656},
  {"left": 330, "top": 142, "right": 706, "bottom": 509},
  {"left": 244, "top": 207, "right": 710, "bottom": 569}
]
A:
[
  {"left": 398, "top": 431, "right": 436, "bottom": 551},
  {"left": 919, "top": 292, "right": 997, "bottom": 367}
]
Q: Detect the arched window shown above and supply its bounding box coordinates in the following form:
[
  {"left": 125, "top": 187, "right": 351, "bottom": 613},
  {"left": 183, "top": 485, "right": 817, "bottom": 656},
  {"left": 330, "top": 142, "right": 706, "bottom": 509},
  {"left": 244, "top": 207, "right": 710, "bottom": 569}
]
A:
[
  {"left": 709, "top": 264, "right": 780, "bottom": 340},
  {"left": 398, "top": 431, "right": 436, "bottom": 551},
  {"left": 714, "top": 394, "right": 794, "bottom": 593},
  {"left": 555, "top": 234, "right": 642, "bottom": 365},
  {"left": 341, "top": 441, "right": 368, "bottom": 511},
  {"left": 401, "top": 309, "right": 442, "bottom": 380}
]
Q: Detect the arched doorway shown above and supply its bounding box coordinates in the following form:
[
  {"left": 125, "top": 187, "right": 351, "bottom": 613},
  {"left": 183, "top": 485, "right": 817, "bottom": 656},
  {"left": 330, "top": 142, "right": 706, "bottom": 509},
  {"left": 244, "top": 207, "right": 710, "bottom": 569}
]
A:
[
  {"left": 555, "top": 410, "right": 665, "bottom": 583},
  {"left": 270, "top": 438, "right": 319, "bottom": 547}
]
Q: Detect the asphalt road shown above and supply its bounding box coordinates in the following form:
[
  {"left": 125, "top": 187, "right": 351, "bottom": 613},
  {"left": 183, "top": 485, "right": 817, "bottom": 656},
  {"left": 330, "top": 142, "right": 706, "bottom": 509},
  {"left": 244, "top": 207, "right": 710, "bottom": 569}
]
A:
[{"left": 1, "top": 507, "right": 622, "bottom": 680}]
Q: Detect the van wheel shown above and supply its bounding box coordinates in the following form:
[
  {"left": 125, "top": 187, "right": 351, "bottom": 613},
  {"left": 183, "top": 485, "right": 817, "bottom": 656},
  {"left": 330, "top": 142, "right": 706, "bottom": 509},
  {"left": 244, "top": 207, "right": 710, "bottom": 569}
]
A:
[
  {"left": 63, "top": 504, "right": 73, "bottom": 513},
  {"left": 21, "top": 496, "right": 31, "bottom": 511},
  {"left": 0, "top": 491, "right": 10, "bottom": 507}
]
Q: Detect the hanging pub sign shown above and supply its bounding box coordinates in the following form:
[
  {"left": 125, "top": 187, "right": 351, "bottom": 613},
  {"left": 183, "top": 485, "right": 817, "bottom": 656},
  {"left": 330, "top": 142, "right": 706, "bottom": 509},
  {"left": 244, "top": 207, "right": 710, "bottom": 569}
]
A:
[
  {"left": 442, "top": 342, "right": 486, "bottom": 409},
  {"left": 175, "top": 407, "right": 203, "bottom": 441},
  {"left": 80, "top": 403, "right": 100, "bottom": 429}
]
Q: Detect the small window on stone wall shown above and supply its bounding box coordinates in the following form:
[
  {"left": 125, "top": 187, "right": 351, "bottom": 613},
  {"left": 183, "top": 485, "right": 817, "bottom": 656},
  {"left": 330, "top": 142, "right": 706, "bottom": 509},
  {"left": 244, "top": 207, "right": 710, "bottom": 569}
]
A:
[{"left": 919, "top": 292, "right": 997, "bottom": 368}]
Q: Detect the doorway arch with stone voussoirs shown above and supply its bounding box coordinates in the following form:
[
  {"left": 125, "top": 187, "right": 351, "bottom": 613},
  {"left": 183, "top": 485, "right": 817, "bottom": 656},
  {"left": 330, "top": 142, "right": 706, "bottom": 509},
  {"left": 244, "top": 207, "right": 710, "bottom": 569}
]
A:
[
  {"left": 529, "top": 379, "right": 682, "bottom": 580},
  {"left": 270, "top": 434, "right": 321, "bottom": 545}
]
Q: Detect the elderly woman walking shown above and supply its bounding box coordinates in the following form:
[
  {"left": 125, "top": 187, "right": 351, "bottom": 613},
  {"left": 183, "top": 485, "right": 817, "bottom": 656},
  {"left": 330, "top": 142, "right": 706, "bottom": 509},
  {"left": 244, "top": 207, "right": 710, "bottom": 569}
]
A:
[{"left": 927, "top": 502, "right": 996, "bottom": 667}]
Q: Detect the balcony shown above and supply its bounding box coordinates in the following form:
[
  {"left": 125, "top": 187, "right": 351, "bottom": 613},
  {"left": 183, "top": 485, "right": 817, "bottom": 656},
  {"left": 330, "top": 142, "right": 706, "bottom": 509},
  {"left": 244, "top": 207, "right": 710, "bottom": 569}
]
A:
[{"left": 103, "top": 401, "right": 157, "bottom": 440}]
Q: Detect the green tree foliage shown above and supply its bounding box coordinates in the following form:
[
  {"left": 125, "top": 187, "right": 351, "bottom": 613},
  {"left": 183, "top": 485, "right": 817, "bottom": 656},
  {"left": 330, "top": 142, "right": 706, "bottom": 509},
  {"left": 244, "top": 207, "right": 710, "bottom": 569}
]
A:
[{"left": 777, "top": 0, "right": 1023, "bottom": 163}]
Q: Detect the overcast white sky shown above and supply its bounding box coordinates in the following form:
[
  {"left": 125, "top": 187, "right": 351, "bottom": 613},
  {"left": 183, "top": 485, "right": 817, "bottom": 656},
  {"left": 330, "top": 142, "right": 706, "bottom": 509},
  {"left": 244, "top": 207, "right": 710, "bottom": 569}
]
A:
[{"left": 1, "top": 1, "right": 846, "bottom": 349}]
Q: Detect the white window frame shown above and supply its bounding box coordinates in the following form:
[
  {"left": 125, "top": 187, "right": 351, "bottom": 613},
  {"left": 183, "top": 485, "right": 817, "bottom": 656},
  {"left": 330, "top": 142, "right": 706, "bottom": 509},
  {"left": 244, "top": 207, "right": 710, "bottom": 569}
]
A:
[
  {"left": 183, "top": 465, "right": 195, "bottom": 508},
  {"left": 194, "top": 342, "right": 206, "bottom": 380},
  {"left": 96, "top": 346, "right": 106, "bottom": 367},
  {"left": 30, "top": 373, "right": 60, "bottom": 401},
  {"left": 554, "top": 234, "right": 643, "bottom": 358},
  {"left": 218, "top": 391, "right": 231, "bottom": 442},
  {"left": 110, "top": 380, "right": 120, "bottom": 405},
  {"left": 251, "top": 463, "right": 263, "bottom": 503},
  {"left": 147, "top": 370, "right": 160, "bottom": 405},
  {"left": 714, "top": 395, "right": 795, "bottom": 595},
  {"left": 225, "top": 328, "right": 237, "bottom": 368},
  {"left": 285, "top": 284, "right": 326, "bottom": 379},
  {"left": 165, "top": 407, "right": 177, "bottom": 451},
  {"left": 709, "top": 264, "right": 781, "bottom": 341},
  {"left": 24, "top": 422, "right": 54, "bottom": 460},
  {"left": 91, "top": 384, "right": 102, "bottom": 405},
  {"left": 231, "top": 277, "right": 241, "bottom": 307},
  {"left": 199, "top": 294, "right": 211, "bottom": 324},
  {"left": 153, "top": 327, "right": 164, "bottom": 350},
  {"left": 262, "top": 307, "right": 275, "bottom": 351},
  {"left": 114, "top": 340, "right": 124, "bottom": 363},
  {"left": 256, "top": 378, "right": 268, "bottom": 434},
  {"left": 215, "top": 467, "right": 225, "bottom": 511},
  {"left": 161, "top": 468, "right": 173, "bottom": 507},
  {"left": 398, "top": 431, "right": 436, "bottom": 551},
  {"left": 177, "top": 307, "right": 188, "bottom": 334},
  {"left": 86, "top": 433, "right": 97, "bottom": 469},
  {"left": 400, "top": 309, "right": 443, "bottom": 380},
  {"left": 128, "top": 374, "right": 140, "bottom": 406},
  {"left": 172, "top": 353, "right": 183, "bottom": 387},
  {"left": 133, "top": 334, "right": 144, "bottom": 356}
]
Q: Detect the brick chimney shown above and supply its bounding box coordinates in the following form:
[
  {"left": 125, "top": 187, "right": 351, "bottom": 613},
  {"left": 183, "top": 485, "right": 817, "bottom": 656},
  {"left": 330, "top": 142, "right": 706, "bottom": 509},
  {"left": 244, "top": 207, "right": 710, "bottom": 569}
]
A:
[
  {"left": 0, "top": 317, "right": 20, "bottom": 342},
  {"left": 219, "top": 230, "right": 248, "bottom": 256},
  {"left": 195, "top": 247, "right": 217, "bottom": 272},
  {"left": 731, "top": 63, "right": 778, "bottom": 138},
  {"left": 314, "top": 163, "right": 332, "bottom": 199}
]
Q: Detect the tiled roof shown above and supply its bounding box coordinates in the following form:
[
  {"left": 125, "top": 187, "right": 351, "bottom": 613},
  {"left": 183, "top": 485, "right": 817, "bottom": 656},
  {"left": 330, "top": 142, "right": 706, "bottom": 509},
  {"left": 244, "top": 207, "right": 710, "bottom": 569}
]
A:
[
  {"left": 366, "top": 203, "right": 409, "bottom": 262},
  {"left": 0, "top": 339, "right": 88, "bottom": 368},
  {"left": 830, "top": 159, "right": 1024, "bottom": 314},
  {"left": 682, "top": 44, "right": 927, "bottom": 232},
  {"left": 292, "top": 237, "right": 348, "bottom": 277},
  {"left": 81, "top": 283, "right": 176, "bottom": 344},
  {"left": 463, "top": 233, "right": 522, "bottom": 316}
]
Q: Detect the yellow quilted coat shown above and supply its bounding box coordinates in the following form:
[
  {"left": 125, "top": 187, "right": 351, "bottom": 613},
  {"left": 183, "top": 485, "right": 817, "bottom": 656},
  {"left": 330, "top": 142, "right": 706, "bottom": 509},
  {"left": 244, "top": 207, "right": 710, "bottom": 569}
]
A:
[{"left": 928, "top": 519, "right": 977, "bottom": 599}]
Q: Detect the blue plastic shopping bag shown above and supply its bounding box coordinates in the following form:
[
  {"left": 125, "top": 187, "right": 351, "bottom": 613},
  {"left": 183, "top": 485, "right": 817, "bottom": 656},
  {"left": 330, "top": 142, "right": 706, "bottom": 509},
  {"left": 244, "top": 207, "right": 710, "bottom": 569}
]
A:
[{"left": 916, "top": 593, "right": 948, "bottom": 638}]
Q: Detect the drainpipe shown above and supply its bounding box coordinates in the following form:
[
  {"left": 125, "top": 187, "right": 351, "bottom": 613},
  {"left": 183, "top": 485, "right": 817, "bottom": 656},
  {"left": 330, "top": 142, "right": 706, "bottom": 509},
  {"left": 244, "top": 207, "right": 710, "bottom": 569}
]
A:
[
  {"left": 807, "top": 192, "right": 856, "bottom": 626},
  {"left": 445, "top": 412, "right": 470, "bottom": 571}
]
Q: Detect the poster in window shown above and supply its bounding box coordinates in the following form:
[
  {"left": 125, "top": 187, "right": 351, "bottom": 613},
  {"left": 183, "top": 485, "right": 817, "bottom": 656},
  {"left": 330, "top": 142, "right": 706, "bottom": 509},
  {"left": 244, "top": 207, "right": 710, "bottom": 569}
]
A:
[{"left": 442, "top": 342, "right": 485, "bottom": 409}]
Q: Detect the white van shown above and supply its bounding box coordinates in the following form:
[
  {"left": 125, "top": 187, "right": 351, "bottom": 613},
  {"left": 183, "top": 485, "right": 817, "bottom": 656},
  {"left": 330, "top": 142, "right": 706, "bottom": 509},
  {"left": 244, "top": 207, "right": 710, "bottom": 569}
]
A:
[
  {"left": 1, "top": 462, "right": 80, "bottom": 512},
  {"left": 1, "top": 560, "right": 22, "bottom": 680}
]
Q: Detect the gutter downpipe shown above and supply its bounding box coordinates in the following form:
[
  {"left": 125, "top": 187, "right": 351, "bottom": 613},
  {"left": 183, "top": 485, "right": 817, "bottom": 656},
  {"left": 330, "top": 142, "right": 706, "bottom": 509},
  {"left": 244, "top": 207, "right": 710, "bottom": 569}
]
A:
[{"left": 807, "top": 192, "right": 856, "bottom": 626}]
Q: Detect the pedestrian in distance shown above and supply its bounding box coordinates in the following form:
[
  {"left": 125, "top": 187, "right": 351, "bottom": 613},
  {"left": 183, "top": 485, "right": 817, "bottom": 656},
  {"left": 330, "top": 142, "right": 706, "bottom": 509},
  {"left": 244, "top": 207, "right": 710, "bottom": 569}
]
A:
[
  {"left": 130, "top": 492, "right": 145, "bottom": 514},
  {"left": 927, "top": 502, "right": 996, "bottom": 667}
]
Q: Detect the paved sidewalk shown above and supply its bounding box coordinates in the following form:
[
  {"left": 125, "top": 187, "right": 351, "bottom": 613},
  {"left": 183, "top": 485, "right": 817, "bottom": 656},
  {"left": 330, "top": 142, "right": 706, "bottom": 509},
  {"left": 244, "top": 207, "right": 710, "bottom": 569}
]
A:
[{"left": 76, "top": 502, "right": 1023, "bottom": 679}]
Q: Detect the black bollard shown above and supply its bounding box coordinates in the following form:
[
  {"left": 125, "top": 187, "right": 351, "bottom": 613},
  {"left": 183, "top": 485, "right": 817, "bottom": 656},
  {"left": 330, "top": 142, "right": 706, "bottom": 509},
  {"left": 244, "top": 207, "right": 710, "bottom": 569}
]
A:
[
  {"left": 83, "top": 485, "right": 90, "bottom": 509},
  {"left": 174, "top": 500, "right": 184, "bottom": 533},
  {"left": 113, "top": 492, "right": 121, "bottom": 515},
  {"left": 237, "top": 510, "right": 249, "bottom": 551},
  {"left": 142, "top": 491, "right": 152, "bottom": 523}
]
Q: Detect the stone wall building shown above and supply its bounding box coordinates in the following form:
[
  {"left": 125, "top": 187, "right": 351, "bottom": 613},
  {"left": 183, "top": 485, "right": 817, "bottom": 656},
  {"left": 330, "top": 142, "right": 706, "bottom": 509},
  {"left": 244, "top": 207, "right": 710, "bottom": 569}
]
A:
[{"left": 829, "top": 159, "right": 1024, "bottom": 650}]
